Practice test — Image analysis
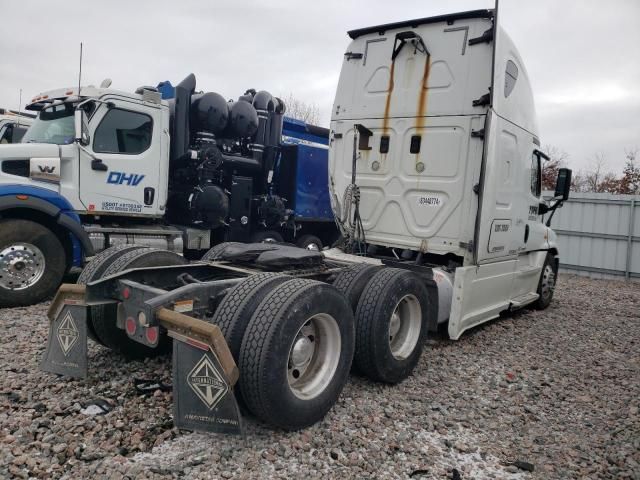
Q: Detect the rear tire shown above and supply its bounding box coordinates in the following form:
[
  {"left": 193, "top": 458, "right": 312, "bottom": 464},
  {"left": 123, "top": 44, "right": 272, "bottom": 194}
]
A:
[
  {"left": 533, "top": 254, "right": 557, "bottom": 310},
  {"left": 296, "top": 234, "right": 323, "bottom": 251},
  {"left": 239, "top": 279, "right": 354, "bottom": 430},
  {"left": 0, "top": 219, "right": 66, "bottom": 307},
  {"left": 91, "top": 248, "right": 187, "bottom": 357},
  {"left": 212, "top": 272, "right": 291, "bottom": 359},
  {"left": 354, "top": 268, "right": 429, "bottom": 384},
  {"left": 201, "top": 242, "right": 242, "bottom": 261},
  {"left": 77, "top": 244, "right": 149, "bottom": 344},
  {"left": 332, "top": 263, "right": 383, "bottom": 312}
]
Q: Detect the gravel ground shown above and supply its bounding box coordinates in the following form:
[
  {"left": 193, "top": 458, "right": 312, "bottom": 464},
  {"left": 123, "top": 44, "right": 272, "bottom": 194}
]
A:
[{"left": 0, "top": 274, "right": 638, "bottom": 479}]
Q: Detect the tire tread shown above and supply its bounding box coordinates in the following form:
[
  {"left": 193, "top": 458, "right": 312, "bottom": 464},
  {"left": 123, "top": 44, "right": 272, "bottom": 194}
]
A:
[
  {"left": 354, "top": 268, "right": 407, "bottom": 379},
  {"left": 240, "top": 279, "right": 322, "bottom": 425},
  {"left": 333, "top": 263, "right": 383, "bottom": 311},
  {"left": 213, "top": 272, "right": 290, "bottom": 358}
]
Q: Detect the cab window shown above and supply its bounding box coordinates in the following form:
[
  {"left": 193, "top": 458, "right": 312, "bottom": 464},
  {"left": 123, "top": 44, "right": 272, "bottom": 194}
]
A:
[
  {"left": 505, "top": 60, "right": 518, "bottom": 97},
  {"left": 93, "top": 108, "right": 152, "bottom": 154}
]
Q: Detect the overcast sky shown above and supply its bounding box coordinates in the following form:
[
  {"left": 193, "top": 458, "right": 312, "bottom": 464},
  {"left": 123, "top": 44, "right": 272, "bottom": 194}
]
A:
[{"left": 1, "top": 0, "right": 638, "bottom": 173}]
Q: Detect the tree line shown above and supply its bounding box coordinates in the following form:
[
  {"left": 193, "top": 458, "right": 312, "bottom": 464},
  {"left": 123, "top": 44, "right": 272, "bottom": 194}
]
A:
[{"left": 542, "top": 146, "right": 640, "bottom": 195}]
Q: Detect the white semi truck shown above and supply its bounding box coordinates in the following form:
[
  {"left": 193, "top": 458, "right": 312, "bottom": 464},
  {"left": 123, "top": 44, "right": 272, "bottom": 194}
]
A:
[
  {"left": 0, "top": 109, "right": 33, "bottom": 144},
  {"left": 41, "top": 9, "right": 571, "bottom": 434}
]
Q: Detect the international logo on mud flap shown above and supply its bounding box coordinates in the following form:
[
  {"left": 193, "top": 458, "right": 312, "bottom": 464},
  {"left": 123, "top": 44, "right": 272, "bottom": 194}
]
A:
[
  {"left": 57, "top": 311, "right": 79, "bottom": 356},
  {"left": 188, "top": 354, "right": 228, "bottom": 409}
]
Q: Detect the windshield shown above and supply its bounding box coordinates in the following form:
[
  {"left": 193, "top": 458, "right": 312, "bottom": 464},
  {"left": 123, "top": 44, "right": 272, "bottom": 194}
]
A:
[{"left": 22, "top": 103, "right": 75, "bottom": 145}]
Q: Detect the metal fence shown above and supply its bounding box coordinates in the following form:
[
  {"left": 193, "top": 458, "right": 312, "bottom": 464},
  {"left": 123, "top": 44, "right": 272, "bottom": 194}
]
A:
[{"left": 543, "top": 191, "right": 639, "bottom": 280}]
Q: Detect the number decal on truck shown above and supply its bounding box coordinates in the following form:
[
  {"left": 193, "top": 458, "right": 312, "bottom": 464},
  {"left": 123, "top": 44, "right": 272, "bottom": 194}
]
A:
[
  {"left": 101, "top": 201, "right": 142, "bottom": 213},
  {"left": 416, "top": 195, "right": 443, "bottom": 207}
]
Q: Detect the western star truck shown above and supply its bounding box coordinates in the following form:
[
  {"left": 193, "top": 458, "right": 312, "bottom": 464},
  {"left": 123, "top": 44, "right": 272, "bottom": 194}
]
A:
[
  {"left": 0, "top": 79, "right": 337, "bottom": 307},
  {"left": 40, "top": 9, "right": 571, "bottom": 435}
]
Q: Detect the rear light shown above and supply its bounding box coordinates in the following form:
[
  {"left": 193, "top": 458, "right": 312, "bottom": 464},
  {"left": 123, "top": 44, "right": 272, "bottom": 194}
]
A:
[
  {"left": 125, "top": 317, "right": 137, "bottom": 336},
  {"left": 65, "top": 90, "right": 74, "bottom": 95},
  {"left": 145, "top": 327, "right": 159, "bottom": 346},
  {"left": 16, "top": 195, "right": 29, "bottom": 200},
  {"left": 122, "top": 287, "right": 130, "bottom": 299}
]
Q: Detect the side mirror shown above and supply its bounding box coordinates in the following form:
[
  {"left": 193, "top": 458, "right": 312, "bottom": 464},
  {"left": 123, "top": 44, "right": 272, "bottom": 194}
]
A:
[
  {"left": 74, "top": 109, "right": 90, "bottom": 146},
  {"left": 554, "top": 168, "right": 572, "bottom": 201}
]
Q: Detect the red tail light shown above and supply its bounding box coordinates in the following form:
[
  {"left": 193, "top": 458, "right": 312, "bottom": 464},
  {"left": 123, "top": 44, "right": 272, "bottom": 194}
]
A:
[
  {"left": 125, "top": 317, "right": 137, "bottom": 336},
  {"left": 145, "top": 327, "right": 159, "bottom": 346}
]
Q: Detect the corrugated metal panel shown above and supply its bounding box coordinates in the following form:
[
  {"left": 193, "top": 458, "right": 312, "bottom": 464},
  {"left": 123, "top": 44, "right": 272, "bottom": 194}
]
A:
[{"left": 543, "top": 191, "right": 640, "bottom": 280}]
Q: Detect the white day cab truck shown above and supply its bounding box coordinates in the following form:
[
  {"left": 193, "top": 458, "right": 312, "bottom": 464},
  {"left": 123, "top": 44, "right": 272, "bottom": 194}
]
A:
[
  {"left": 0, "top": 77, "right": 337, "bottom": 307},
  {"left": 0, "top": 108, "right": 33, "bottom": 144},
  {"left": 39, "top": 9, "right": 571, "bottom": 434}
]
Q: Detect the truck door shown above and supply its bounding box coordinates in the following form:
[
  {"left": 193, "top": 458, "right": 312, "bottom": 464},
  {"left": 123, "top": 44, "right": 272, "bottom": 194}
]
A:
[
  {"left": 79, "top": 99, "right": 163, "bottom": 216},
  {"left": 475, "top": 24, "right": 541, "bottom": 265},
  {"left": 476, "top": 111, "right": 530, "bottom": 263}
]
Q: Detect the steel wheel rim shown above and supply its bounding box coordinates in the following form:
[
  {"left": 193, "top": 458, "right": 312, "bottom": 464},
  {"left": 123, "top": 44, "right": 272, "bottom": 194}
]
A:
[
  {"left": 389, "top": 294, "right": 422, "bottom": 360},
  {"left": 287, "top": 313, "right": 341, "bottom": 400},
  {"left": 0, "top": 243, "right": 46, "bottom": 290},
  {"left": 305, "top": 243, "right": 320, "bottom": 251},
  {"left": 540, "top": 264, "right": 556, "bottom": 300}
]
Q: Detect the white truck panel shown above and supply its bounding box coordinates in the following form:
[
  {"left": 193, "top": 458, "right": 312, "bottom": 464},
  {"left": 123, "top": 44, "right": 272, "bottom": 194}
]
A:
[
  {"left": 491, "top": 27, "right": 539, "bottom": 139},
  {"left": 448, "top": 260, "right": 515, "bottom": 340},
  {"left": 0, "top": 143, "right": 60, "bottom": 190},
  {"left": 330, "top": 114, "right": 484, "bottom": 253},
  {"left": 332, "top": 17, "right": 493, "bottom": 121},
  {"left": 330, "top": 15, "right": 494, "bottom": 255}
]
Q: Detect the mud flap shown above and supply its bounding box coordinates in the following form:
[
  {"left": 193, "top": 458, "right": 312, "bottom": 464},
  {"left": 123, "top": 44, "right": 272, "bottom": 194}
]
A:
[
  {"left": 40, "top": 303, "right": 88, "bottom": 378},
  {"left": 172, "top": 334, "right": 243, "bottom": 435}
]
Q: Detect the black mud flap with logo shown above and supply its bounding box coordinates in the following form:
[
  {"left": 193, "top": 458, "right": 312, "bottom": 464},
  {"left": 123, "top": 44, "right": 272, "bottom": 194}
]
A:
[
  {"left": 40, "top": 303, "right": 88, "bottom": 378},
  {"left": 172, "top": 337, "right": 243, "bottom": 435}
]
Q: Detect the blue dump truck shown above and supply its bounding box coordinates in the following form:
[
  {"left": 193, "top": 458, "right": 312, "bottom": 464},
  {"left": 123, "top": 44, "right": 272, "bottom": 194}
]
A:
[{"left": 0, "top": 75, "right": 338, "bottom": 306}]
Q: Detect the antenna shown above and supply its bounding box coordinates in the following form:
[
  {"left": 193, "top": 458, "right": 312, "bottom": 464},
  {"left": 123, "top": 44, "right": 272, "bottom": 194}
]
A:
[
  {"left": 78, "top": 42, "right": 83, "bottom": 97},
  {"left": 17, "top": 89, "right": 22, "bottom": 125}
]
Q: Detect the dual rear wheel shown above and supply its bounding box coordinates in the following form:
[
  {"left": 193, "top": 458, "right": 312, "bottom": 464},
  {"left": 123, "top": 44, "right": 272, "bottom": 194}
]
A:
[
  {"left": 212, "top": 265, "right": 429, "bottom": 430},
  {"left": 235, "top": 279, "right": 354, "bottom": 430},
  {"left": 212, "top": 275, "right": 354, "bottom": 430},
  {"left": 334, "top": 265, "right": 430, "bottom": 384},
  {"left": 78, "top": 246, "right": 429, "bottom": 430}
]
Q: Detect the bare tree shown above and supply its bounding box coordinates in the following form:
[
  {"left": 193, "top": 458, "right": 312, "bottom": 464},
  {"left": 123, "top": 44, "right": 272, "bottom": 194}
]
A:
[
  {"left": 580, "top": 152, "right": 630, "bottom": 193},
  {"left": 281, "top": 93, "right": 321, "bottom": 125},
  {"left": 585, "top": 152, "right": 607, "bottom": 192},
  {"left": 570, "top": 170, "right": 588, "bottom": 192},
  {"left": 541, "top": 144, "right": 569, "bottom": 190}
]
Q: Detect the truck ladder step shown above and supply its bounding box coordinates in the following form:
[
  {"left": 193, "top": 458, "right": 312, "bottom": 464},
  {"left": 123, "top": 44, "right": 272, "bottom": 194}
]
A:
[{"left": 510, "top": 292, "right": 539, "bottom": 308}]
